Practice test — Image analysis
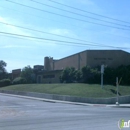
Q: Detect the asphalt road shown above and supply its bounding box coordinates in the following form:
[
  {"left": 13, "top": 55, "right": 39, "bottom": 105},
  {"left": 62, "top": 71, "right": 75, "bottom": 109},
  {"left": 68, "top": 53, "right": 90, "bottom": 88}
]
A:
[{"left": 0, "top": 94, "right": 129, "bottom": 130}]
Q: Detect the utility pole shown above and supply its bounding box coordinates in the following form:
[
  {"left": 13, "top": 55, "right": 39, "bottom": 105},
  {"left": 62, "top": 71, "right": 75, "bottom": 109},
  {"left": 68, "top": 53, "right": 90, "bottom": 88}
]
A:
[
  {"left": 116, "top": 77, "right": 119, "bottom": 105},
  {"left": 101, "top": 65, "right": 104, "bottom": 89}
]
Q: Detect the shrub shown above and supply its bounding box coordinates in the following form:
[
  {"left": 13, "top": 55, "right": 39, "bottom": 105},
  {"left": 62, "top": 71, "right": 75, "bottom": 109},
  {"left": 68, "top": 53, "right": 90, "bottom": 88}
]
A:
[
  {"left": 0, "top": 79, "right": 11, "bottom": 87},
  {"left": 12, "top": 77, "right": 27, "bottom": 85},
  {"left": 60, "top": 67, "right": 77, "bottom": 83}
]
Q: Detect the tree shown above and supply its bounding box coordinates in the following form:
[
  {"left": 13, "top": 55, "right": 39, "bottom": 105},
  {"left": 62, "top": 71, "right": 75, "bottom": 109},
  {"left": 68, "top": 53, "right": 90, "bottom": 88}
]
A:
[
  {"left": 60, "top": 67, "right": 77, "bottom": 83},
  {"left": 0, "top": 60, "right": 7, "bottom": 80},
  {"left": 60, "top": 66, "right": 100, "bottom": 84},
  {"left": 21, "top": 66, "right": 35, "bottom": 83},
  {"left": 0, "top": 79, "right": 11, "bottom": 87},
  {"left": 75, "top": 70, "right": 82, "bottom": 82},
  {"left": 81, "top": 66, "right": 92, "bottom": 83},
  {"left": 0, "top": 60, "right": 6, "bottom": 72},
  {"left": 103, "top": 65, "right": 130, "bottom": 85},
  {"left": 81, "top": 66, "right": 100, "bottom": 84}
]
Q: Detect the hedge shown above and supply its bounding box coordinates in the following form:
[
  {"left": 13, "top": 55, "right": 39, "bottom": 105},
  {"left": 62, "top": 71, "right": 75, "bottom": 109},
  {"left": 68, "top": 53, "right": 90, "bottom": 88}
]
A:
[
  {"left": 12, "top": 77, "right": 27, "bottom": 85},
  {"left": 0, "top": 79, "right": 11, "bottom": 87}
]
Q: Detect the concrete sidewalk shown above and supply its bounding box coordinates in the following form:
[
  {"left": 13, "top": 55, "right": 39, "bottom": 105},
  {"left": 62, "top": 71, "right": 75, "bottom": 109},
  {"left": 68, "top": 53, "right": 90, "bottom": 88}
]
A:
[
  {"left": 107, "top": 104, "right": 130, "bottom": 108},
  {"left": 0, "top": 92, "right": 130, "bottom": 108}
]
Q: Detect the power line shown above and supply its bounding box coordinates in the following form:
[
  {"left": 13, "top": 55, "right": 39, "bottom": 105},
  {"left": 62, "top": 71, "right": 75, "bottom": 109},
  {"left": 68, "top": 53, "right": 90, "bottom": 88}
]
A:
[
  {"left": 0, "top": 31, "right": 130, "bottom": 50},
  {"left": 0, "top": 21, "right": 110, "bottom": 46},
  {"left": 1, "top": 6, "right": 130, "bottom": 40},
  {"left": 5, "top": 0, "right": 130, "bottom": 31},
  {"left": 48, "top": 0, "right": 130, "bottom": 24},
  {"left": 0, "top": 20, "right": 129, "bottom": 48},
  {"left": 0, "top": 34, "right": 92, "bottom": 48},
  {"left": 1, "top": 5, "right": 96, "bottom": 31},
  {"left": 1, "top": 21, "right": 130, "bottom": 49},
  {"left": 30, "top": 0, "right": 130, "bottom": 28}
]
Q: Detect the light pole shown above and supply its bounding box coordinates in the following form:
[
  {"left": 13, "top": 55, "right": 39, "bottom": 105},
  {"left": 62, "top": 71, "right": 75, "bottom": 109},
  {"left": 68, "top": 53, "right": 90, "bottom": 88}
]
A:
[
  {"left": 101, "top": 65, "right": 104, "bottom": 89},
  {"left": 116, "top": 77, "right": 119, "bottom": 105}
]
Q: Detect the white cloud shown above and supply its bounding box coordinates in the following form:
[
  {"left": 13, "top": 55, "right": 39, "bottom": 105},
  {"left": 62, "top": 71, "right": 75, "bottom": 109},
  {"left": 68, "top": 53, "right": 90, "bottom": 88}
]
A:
[
  {"left": 0, "top": 16, "right": 32, "bottom": 36},
  {"left": 0, "top": 16, "right": 45, "bottom": 49},
  {"left": 50, "top": 29, "right": 70, "bottom": 35},
  {"left": 0, "top": 45, "right": 34, "bottom": 49}
]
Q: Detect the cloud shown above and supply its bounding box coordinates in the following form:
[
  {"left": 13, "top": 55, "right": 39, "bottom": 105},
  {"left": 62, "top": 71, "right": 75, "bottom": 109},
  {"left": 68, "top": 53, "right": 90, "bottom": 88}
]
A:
[
  {"left": 0, "top": 16, "right": 32, "bottom": 36},
  {"left": 49, "top": 28, "right": 77, "bottom": 38},
  {"left": 0, "top": 16, "right": 44, "bottom": 49},
  {"left": 50, "top": 29, "right": 70, "bottom": 35},
  {"left": 0, "top": 45, "right": 34, "bottom": 49}
]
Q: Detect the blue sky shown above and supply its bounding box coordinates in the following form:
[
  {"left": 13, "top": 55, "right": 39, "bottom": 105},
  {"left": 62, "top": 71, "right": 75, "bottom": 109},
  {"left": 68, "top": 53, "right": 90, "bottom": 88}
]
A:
[{"left": 1, "top": 0, "right": 130, "bottom": 72}]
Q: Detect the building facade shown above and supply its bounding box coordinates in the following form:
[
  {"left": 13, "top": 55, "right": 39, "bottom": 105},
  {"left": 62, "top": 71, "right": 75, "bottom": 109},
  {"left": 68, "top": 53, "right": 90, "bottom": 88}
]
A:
[
  {"left": 11, "top": 69, "right": 21, "bottom": 80},
  {"left": 36, "top": 50, "right": 130, "bottom": 83},
  {"left": 44, "top": 50, "right": 130, "bottom": 71},
  {"left": 9, "top": 50, "right": 130, "bottom": 83}
]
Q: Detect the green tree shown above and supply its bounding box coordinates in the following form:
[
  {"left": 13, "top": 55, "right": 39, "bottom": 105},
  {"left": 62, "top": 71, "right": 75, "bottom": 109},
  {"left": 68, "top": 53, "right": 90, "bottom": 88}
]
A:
[
  {"left": 81, "top": 66, "right": 92, "bottom": 83},
  {"left": 60, "top": 67, "right": 77, "bottom": 83},
  {"left": 81, "top": 66, "right": 100, "bottom": 84},
  {"left": 104, "top": 65, "right": 130, "bottom": 85},
  {"left": 115, "top": 65, "right": 130, "bottom": 85},
  {"left": 0, "top": 79, "right": 11, "bottom": 87},
  {"left": 0, "top": 60, "right": 7, "bottom": 80},
  {"left": 104, "top": 67, "right": 116, "bottom": 85},
  {"left": 75, "top": 70, "right": 82, "bottom": 82},
  {"left": 21, "top": 66, "right": 35, "bottom": 83}
]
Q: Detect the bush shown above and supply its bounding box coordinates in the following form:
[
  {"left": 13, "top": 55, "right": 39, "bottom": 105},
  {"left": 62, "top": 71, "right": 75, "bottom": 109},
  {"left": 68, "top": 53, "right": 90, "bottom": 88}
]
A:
[
  {"left": 0, "top": 79, "right": 11, "bottom": 87},
  {"left": 21, "top": 66, "right": 35, "bottom": 83},
  {"left": 60, "top": 67, "right": 77, "bottom": 83},
  {"left": 12, "top": 77, "right": 27, "bottom": 85}
]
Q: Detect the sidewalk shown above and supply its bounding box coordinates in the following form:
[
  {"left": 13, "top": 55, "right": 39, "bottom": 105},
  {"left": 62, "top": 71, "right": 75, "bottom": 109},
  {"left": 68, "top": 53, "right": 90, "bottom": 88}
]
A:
[
  {"left": 107, "top": 104, "right": 130, "bottom": 108},
  {"left": 1, "top": 92, "right": 130, "bottom": 108}
]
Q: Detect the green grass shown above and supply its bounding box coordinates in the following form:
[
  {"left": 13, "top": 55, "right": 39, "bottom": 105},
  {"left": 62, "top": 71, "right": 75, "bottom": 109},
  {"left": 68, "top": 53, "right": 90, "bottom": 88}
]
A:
[{"left": 0, "top": 83, "right": 130, "bottom": 98}]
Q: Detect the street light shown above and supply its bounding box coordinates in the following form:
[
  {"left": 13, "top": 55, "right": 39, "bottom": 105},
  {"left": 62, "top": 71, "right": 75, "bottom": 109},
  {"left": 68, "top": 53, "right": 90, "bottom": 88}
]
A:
[{"left": 101, "top": 65, "right": 104, "bottom": 89}]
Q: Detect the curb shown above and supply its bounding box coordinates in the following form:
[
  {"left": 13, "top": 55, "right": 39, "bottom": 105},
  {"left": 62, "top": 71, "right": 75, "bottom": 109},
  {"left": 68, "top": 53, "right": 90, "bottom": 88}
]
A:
[
  {"left": 110, "top": 105, "right": 130, "bottom": 108},
  {"left": 0, "top": 92, "right": 109, "bottom": 107},
  {"left": 0, "top": 93, "right": 93, "bottom": 106},
  {"left": 0, "top": 92, "right": 130, "bottom": 108}
]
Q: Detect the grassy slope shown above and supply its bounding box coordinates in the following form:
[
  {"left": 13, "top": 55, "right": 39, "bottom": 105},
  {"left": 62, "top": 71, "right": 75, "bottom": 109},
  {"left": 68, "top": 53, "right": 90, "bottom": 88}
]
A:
[{"left": 0, "top": 83, "right": 130, "bottom": 98}]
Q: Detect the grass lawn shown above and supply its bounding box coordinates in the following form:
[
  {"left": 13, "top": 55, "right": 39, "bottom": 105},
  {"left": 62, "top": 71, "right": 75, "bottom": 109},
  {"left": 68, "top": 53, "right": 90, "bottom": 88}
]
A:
[{"left": 0, "top": 83, "right": 130, "bottom": 98}]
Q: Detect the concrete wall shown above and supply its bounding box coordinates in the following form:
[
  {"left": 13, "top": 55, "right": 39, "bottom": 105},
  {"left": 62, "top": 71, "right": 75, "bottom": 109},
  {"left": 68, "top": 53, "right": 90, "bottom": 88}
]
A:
[{"left": 0, "top": 90, "right": 130, "bottom": 104}]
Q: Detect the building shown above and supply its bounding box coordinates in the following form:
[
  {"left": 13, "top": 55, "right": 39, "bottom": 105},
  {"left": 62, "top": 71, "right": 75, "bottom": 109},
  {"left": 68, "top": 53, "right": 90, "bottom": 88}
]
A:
[
  {"left": 44, "top": 50, "right": 130, "bottom": 70},
  {"left": 36, "top": 50, "right": 130, "bottom": 83},
  {"left": 11, "top": 69, "right": 21, "bottom": 80},
  {"left": 36, "top": 70, "right": 62, "bottom": 83}
]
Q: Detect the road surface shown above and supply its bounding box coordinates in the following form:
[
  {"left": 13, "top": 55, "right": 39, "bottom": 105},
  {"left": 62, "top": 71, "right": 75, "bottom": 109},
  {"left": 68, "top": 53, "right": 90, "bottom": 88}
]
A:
[{"left": 0, "top": 94, "right": 129, "bottom": 130}]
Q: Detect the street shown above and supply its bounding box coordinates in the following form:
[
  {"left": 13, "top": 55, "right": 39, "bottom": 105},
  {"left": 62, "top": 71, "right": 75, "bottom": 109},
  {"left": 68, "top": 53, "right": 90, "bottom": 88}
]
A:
[{"left": 0, "top": 94, "right": 129, "bottom": 130}]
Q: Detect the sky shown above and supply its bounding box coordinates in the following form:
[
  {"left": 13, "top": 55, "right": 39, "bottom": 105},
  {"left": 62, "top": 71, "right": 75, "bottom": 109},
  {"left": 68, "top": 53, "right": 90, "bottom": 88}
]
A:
[{"left": 1, "top": 0, "right": 130, "bottom": 72}]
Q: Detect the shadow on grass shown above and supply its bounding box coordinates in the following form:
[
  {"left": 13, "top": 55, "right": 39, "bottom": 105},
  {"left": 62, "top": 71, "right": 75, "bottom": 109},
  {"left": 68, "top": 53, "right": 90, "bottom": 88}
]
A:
[{"left": 110, "top": 89, "right": 121, "bottom": 96}]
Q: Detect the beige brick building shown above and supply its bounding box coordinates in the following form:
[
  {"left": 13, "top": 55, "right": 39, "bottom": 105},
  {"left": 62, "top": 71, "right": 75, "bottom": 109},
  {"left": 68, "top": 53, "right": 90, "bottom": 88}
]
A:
[
  {"left": 44, "top": 50, "right": 130, "bottom": 71},
  {"left": 36, "top": 50, "right": 130, "bottom": 83}
]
